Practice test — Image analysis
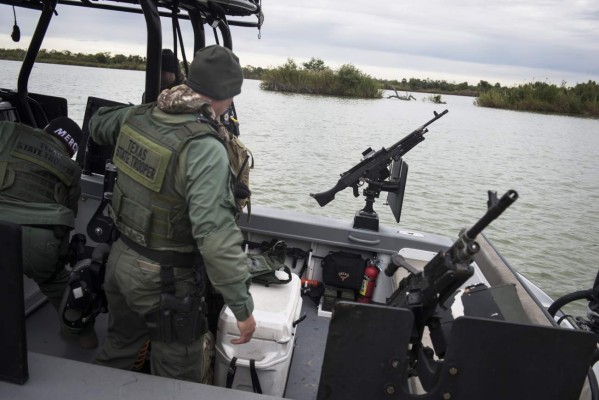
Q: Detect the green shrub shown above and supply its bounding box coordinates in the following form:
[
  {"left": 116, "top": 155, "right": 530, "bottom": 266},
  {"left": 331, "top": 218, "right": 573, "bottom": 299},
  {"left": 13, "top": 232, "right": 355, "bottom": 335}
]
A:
[
  {"left": 260, "top": 58, "right": 382, "bottom": 99},
  {"left": 475, "top": 80, "right": 599, "bottom": 118}
]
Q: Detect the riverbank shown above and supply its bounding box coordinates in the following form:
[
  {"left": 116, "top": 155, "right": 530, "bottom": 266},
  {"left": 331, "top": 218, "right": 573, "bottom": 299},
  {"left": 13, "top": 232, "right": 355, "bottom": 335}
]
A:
[
  {"left": 2, "top": 49, "right": 597, "bottom": 117},
  {"left": 256, "top": 58, "right": 599, "bottom": 118}
]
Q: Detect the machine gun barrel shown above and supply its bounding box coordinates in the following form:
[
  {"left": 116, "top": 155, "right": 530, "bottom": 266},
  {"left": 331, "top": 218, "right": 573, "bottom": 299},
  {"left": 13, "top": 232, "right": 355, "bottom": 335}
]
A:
[
  {"left": 447, "top": 189, "right": 518, "bottom": 263},
  {"left": 466, "top": 189, "right": 518, "bottom": 240},
  {"left": 310, "top": 110, "right": 448, "bottom": 207},
  {"left": 387, "top": 189, "right": 518, "bottom": 326}
]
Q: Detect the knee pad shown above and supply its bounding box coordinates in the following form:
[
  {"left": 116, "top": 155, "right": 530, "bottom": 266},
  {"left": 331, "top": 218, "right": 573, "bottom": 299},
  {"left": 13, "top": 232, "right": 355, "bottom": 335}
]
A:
[{"left": 59, "top": 244, "right": 110, "bottom": 330}]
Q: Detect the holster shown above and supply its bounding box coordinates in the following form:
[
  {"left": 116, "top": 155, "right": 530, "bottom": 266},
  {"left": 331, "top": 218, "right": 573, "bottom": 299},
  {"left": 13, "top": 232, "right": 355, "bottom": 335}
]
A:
[
  {"left": 147, "top": 293, "right": 207, "bottom": 345},
  {"left": 145, "top": 264, "right": 208, "bottom": 345}
]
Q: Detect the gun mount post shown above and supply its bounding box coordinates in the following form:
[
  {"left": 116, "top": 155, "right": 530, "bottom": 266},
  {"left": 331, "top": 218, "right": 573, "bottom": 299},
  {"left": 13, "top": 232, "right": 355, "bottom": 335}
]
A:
[
  {"left": 353, "top": 174, "right": 405, "bottom": 231},
  {"left": 353, "top": 184, "right": 381, "bottom": 231}
]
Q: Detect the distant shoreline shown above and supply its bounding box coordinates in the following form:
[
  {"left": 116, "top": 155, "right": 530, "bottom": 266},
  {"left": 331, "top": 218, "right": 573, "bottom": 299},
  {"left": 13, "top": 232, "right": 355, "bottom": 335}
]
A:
[{"left": 1, "top": 50, "right": 597, "bottom": 118}]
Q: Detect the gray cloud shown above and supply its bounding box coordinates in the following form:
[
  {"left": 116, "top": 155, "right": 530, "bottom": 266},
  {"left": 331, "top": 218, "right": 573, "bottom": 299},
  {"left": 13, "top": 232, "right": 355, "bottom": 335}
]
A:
[{"left": 1, "top": 0, "right": 598, "bottom": 86}]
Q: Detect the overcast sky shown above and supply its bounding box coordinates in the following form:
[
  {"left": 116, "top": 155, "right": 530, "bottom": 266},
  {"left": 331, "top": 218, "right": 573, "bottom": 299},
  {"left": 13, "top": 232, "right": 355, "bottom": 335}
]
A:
[{"left": 1, "top": 0, "right": 598, "bottom": 87}]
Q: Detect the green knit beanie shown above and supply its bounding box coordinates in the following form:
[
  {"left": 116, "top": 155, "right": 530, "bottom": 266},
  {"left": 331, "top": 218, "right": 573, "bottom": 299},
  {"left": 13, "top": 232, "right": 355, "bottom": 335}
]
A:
[{"left": 186, "top": 45, "right": 243, "bottom": 100}]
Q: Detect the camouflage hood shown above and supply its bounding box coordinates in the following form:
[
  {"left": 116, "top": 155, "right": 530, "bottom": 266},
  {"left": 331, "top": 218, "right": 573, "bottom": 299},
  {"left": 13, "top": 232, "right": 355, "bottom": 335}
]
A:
[
  {"left": 158, "top": 83, "right": 253, "bottom": 220},
  {"left": 157, "top": 84, "right": 230, "bottom": 142},
  {"left": 157, "top": 84, "right": 217, "bottom": 119}
]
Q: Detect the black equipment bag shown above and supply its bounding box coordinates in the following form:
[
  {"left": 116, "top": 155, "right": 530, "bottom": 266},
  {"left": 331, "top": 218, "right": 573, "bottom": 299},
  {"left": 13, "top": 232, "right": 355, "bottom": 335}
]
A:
[{"left": 321, "top": 251, "right": 365, "bottom": 290}]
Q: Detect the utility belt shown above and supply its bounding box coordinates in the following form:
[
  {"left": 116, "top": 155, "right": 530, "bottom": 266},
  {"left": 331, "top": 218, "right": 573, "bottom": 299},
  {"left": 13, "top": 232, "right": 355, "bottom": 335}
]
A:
[
  {"left": 119, "top": 234, "right": 201, "bottom": 267},
  {"left": 119, "top": 234, "right": 208, "bottom": 345}
]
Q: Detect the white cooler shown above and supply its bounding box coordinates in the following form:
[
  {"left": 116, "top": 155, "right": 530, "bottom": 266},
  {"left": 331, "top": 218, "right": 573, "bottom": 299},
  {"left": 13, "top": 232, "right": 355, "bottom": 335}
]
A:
[{"left": 215, "top": 273, "right": 302, "bottom": 396}]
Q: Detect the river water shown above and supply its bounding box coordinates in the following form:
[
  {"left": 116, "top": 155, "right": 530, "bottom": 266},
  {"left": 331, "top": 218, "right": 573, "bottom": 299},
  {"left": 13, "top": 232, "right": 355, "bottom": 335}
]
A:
[{"left": 2, "top": 60, "right": 599, "bottom": 315}]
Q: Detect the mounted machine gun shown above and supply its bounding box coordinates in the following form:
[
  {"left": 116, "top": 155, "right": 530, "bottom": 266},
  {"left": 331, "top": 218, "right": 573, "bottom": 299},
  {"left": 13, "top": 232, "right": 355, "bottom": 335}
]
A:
[
  {"left": 310, "top": 110, "right": 448, "bottom": 231},
  {"left": 385, "top": 189, "right": 518, "bottom": 369},
  {"left": 318, "top": 189, "right": 598, "bottom": 400}
]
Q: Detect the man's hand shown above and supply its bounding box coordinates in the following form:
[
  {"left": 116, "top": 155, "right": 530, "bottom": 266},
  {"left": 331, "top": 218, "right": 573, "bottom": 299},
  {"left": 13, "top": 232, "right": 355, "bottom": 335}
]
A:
[{"left": 231, "top": 314, "right": 256, "bottom": 345}]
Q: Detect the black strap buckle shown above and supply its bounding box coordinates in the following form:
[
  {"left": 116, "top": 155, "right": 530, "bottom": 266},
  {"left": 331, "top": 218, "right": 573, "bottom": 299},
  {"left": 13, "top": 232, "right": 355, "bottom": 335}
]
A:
[
  {"left": 226, "top": 357, "right": 238, "bottom": 389},
  {"left": 225, "top": 357, "right": 262, "bottom": 394}
]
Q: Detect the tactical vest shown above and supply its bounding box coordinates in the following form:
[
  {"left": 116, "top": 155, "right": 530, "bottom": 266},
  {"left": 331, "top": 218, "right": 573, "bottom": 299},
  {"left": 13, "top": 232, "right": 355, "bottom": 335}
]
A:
[
  {"left": 110, "top": 104, "right": 223, "bottom": 250},
  {"left": 0, "top": 124, "right": 80, "bottom": 207}
]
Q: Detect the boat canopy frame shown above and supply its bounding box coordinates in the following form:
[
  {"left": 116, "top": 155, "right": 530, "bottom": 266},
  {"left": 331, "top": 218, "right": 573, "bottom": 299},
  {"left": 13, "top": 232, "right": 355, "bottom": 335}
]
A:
[{"left": 0, "top": 0, "right": 263, "bottom": 127}]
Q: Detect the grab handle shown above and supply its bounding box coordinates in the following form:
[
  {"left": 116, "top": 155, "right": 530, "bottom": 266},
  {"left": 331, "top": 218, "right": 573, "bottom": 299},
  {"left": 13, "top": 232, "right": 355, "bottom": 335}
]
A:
[{"left": 348, "top": 235, "right": 380, "bottom": 245}]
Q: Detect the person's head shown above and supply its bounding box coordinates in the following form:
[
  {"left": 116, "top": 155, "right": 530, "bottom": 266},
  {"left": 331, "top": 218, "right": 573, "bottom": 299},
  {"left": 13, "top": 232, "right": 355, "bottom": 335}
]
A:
[
  {"left": 44, "top": 117, "right": 83, "bottom": 157},
  {"left": 185, "top": 45, "right": 243, "bottom": 116},
  {"left": 160, "top": 49, "right": 184, "bottom": 91}
]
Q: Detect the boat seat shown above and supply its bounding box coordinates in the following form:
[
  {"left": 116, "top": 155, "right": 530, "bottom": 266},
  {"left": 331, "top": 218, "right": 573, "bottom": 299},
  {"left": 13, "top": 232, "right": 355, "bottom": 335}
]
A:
[
  {"left": 390, "top": 248, "right": 436, "bottom": 291},
  {"left": 27, "top": 92, "right": 67, "bottom": 128},
  {"left": 473, "top": 233, "right": 553, "bottom": 326},
  {"left": 392, "top": 237, "right": 553, "bottom": 327},
  {"left": 319, "top": 302, "right": 597, "bottom": 400},
  {"left": 78, "top": 96, "right": 124, "bottom": 172},
  {"left": 0, "top": 89, "right": 67, "bottom": 128},
  {"left": 0, "top": 220, "right": 28, "bottom": 385}
]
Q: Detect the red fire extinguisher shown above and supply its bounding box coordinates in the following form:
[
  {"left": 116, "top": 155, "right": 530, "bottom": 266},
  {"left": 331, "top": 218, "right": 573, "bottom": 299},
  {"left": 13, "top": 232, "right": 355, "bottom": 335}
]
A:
[{"left": 357, "top": 259, "right": 380, "bottom": 303}]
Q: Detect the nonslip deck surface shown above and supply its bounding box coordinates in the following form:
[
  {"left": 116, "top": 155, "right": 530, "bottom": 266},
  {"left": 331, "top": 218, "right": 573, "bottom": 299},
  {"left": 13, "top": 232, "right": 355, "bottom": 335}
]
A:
[{"left": 18, "top": 293, "right": 330, "bottom": 399}]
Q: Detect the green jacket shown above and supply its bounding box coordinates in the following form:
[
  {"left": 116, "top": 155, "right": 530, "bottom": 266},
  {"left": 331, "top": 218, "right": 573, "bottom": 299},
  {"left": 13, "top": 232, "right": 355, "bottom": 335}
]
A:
[
  {"left": 0, "top": 121, "right": 80, "bottom": 227},
  {"left": 89, "top": 105, "right": 253, "bottom": 321}
]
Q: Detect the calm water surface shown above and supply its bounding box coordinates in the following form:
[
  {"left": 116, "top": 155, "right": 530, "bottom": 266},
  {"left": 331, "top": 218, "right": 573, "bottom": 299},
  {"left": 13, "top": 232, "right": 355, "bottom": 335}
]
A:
[{"left": 2, "top": 60, "right": 599, "bottom": 314}]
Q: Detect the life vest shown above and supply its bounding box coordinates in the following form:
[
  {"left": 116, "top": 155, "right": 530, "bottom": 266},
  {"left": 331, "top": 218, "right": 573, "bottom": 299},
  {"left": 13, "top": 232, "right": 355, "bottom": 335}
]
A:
[
  {"left": 110, "top": 104, "right": 222, "bottom": 250},
  {"left": 0, "top": 124, "right": 80, "bottom": 206}
]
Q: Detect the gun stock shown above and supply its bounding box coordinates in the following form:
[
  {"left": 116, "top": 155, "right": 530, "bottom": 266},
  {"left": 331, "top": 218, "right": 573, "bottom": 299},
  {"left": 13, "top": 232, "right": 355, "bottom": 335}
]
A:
[{"left": 310, "top": 182, "right": 346, "bottom": 207}]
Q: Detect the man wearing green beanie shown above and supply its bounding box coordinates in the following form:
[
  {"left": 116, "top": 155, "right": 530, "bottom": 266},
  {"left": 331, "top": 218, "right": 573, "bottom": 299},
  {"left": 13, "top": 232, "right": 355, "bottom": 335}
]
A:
[
  {"left": 89, "top": 45, "right": 255, "bottom": 383},
  {"left": 141, "top": 49, "right": 187, "bottom": 103}
]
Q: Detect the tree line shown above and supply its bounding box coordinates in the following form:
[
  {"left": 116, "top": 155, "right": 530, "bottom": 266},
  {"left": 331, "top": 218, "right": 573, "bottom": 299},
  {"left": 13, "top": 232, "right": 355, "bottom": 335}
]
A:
[
  {"left": 1, "top": 49, "right": 597, "bottom": 117},
  {"left": 0, "top": 48, "right": 498, "bottom": 95},
  {"left": 0, "top": 48, "right": 146, "bottom": 70}
]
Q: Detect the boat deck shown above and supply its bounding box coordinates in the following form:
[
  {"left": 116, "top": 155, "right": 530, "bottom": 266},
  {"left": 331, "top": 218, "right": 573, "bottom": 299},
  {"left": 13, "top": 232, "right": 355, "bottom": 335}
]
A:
[
  {"left": 23, "top": 289, "right": 329, "bottom": 400},
  {"left": 10, "top": 201, "right": 451, "bottom": 400}
]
